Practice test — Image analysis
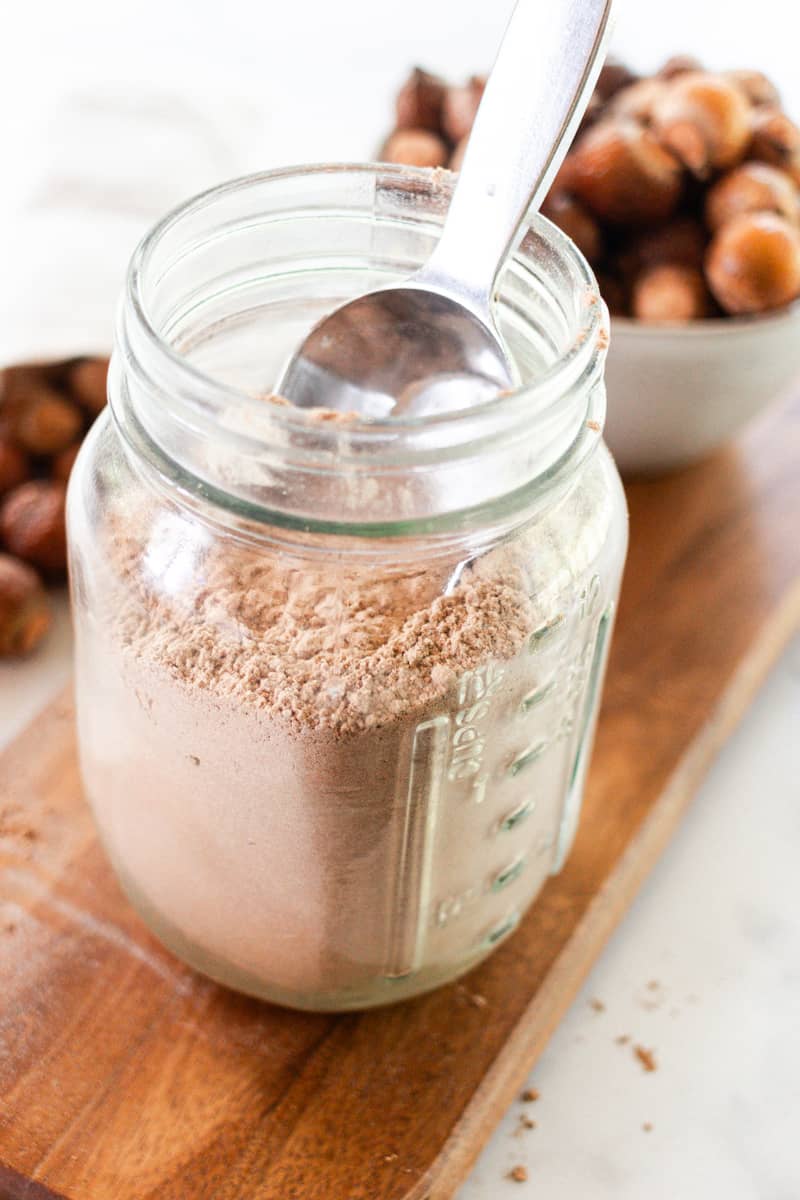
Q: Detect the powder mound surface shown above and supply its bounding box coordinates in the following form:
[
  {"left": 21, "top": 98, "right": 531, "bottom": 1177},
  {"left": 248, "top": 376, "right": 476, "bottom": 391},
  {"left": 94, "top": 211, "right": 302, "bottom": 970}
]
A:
[{"left": 114, "top": 531, "right": 537, "bottom": 737}]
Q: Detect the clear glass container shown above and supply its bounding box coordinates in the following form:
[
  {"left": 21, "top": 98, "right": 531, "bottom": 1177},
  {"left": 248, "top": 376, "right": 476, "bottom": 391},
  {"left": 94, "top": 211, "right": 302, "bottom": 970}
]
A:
[{"left": 67, "top": 165, "right": 628, "bottom": 1011}]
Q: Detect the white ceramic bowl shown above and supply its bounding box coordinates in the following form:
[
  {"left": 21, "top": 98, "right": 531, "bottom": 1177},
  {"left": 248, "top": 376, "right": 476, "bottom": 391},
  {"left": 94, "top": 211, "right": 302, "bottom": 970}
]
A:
[{"left": 603, "top": 302, "right": 800, "bottom": 476}]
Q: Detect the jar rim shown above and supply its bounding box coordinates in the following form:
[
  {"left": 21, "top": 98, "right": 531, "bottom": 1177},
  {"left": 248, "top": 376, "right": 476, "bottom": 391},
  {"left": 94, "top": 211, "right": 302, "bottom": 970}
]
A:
[{"left": 118, "top": 163, "right": 610, "bottom": 536}]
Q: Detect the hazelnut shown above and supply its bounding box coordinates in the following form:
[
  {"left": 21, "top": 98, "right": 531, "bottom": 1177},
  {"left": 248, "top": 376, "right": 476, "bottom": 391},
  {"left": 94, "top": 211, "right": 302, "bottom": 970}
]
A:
[
  {"left": 632, "top": 264, "right": 712, "bottom": 322},
  {"left": 578, "top": 92, "right": 605, "bottom": 135},
  {"left": 748, "top": 108, "right": 800, "bottom": 184},
  {"left": 651, "top": 72, "right": 752, "bottom": 175},
  {"left": 442, "top": 76, "right": 485, "bottom": 145},
  {"left": 541, "top": 192, "right": 603, "bottom": 263},
  {"left": 609, "top": 78, "right": 667, "bottom": 124},
  {"left": 628, "top": 217, "right": 708, "bottom": 272},
  {"left": 395, "top": 67, "right": 447, "bottom": 133},
  {"left": 52, "top": 443, "right": 81, "bottom": 484},
  {"left": 658, "top": 55, "right": 704, "bottom": 81},
  {"left": 560, "top": 119, "right": 683, "bottom": 224},
  {"left": 0, "top": 553, "right": 51, "bottom": 656},
  {"left": 705, "top": 163, "right": 800, "bottom": 232},
  {"left": 595, "top": 59, "right": 640, "bottom": 101},
  {"left": 14, "top": 391, "right": 82, "bottom": 456},
  {"left": 1, "top": 366, "right": 43, "bottom": 435},
  {"left": 67, "top": 357, "right": 109, "bottom": 417},
  {"left": 0, "top": 480, "right": 67, "bottom": 572},
  {"left": 381, "top": 129, "right": 449, "bottom": 168},
  {"left": 706, "top": 212, "right": 800, "bottom": 314},
  {"left": 450, "top": 136, "right": 469, "bottom": 172},
  {"left": 725, "top": 69, "right": 781, "bottom": 109},
  {"left": 0, "top": 438, "right": 29, "bottom": 495},
  {"left": 596, "top": 271, "right": 629, "bottom": 317}
]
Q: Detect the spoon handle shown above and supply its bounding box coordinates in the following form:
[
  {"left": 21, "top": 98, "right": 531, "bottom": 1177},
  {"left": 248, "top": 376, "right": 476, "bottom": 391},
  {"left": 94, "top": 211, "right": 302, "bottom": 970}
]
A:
[{"left": 417, "top": 0, "right": 615, "bottom": 314}]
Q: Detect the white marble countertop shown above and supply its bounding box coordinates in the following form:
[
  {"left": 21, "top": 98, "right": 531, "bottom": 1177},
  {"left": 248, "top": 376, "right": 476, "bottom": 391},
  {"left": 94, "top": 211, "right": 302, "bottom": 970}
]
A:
[{"left": 2, "top": 0, "right": 800, "bottom": 1192}]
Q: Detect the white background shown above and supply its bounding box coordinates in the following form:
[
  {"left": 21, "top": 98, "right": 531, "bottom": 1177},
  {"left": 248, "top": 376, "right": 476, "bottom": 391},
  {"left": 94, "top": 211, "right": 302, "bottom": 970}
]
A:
[
  {"left": 3, "top": 0, "right": 800, "bottom": 194},
  {"left": 2, "top": 1, "right": 800, "bottom": 1197}
]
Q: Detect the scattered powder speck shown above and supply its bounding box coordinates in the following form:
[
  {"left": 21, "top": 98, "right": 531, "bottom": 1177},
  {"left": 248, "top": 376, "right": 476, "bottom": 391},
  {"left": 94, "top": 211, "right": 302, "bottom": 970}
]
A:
[{"left": 634, "top": 1045, "right": 658, "bottom": 1073}]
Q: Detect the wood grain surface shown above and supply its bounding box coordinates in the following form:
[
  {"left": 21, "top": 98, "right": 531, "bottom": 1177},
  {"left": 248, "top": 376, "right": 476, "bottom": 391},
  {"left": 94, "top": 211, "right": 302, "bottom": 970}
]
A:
[{"left": 1, "top": 393, "right": 799, "bottom": 1200}]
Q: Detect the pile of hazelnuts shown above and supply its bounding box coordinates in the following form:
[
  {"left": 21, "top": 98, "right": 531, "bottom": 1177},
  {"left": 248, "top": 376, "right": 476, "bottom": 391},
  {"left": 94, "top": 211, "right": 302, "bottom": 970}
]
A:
[
  {"left": 381, "top": 57, "right": 800, "bottom": 322},
  {"left": 0, "top": 359, "right": 108, "bottom": 657}
]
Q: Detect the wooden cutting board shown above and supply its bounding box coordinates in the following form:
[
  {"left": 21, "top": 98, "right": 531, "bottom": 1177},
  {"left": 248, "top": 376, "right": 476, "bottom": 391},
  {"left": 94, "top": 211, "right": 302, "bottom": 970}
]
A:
[{"left": 1, "top": 393, "right": 799, "bottom": 1200}]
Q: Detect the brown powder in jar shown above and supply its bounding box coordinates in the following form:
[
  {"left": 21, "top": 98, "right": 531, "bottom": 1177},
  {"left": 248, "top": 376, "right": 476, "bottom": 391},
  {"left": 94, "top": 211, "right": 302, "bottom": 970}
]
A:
[
  {"left": 80, "top": 519, "right": 557, "bottom": 1005},
  {"left": 113, "top": 533, "right": 535, "bottom": 736}
]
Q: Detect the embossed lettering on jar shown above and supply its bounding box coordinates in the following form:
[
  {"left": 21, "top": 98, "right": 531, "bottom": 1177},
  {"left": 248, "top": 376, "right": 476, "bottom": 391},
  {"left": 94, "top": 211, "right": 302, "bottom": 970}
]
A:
[{"left": 67, "top": 166, "right": 628, "bottom": 1011}]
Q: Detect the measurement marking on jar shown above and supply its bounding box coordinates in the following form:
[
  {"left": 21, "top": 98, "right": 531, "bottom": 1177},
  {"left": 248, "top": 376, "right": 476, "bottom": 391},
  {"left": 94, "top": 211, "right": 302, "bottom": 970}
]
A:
[
  {"left": 483, "top": 910, "right": 521, "bottom": 948},
  {"left": 385, "top": 715, "right": 450, "bottom": 979},
  {"left": 520, "top": 679, "right": 556, "bottom": 713},
  {"left": 509, "top": 740, "right": 547, "bottom": 777},
  {"left": 528, "top": 614, "right": 564, "bottom": 651},
  {"left": 498, "top": 799, "right": 536, "bottom": 833},
  {"left": 491, "top": 857, "right": 526, "bottom": 892},
  {"left": 447, "top": 662, "right": 506, "bottom": 783}
]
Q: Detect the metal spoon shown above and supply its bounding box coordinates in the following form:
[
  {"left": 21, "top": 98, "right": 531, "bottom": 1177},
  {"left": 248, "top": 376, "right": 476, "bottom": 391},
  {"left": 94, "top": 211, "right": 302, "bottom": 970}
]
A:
[{"left": 280, "top": 0, "right": 615, "bottom": 419}]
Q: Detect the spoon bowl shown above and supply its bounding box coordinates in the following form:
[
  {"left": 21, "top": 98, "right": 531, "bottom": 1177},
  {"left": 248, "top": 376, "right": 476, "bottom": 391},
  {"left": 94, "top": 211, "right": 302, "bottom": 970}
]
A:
[{"left": 281, "top": 286, "right": 514, "bottom": 419}]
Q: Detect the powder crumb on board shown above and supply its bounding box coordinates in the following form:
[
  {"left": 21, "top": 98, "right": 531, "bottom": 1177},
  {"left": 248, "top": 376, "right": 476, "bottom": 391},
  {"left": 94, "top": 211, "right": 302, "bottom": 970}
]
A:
[
  {"left": 456, "top": 984, "right": 488, "bottom": 1009},
  {"left": 634, "top": 1045, "right": 657, "bottom": 1073},
  {"left": 514, "top": 1115, "right": 536, "bottom": 1136},
  {"left": 589, "top": 997, "right": 605, "bottom": 1012},
  {"left": 508, "top": 1165, "right": 528, "bottom": 1183},
  {"left": 643, "top": 1122, "right": 653, "bottom": 1133},
  {"left": 615, "top": 1034, "right": 631, "bottom": 1045},
  {"left": 520, "top": 1088, "right": 539, "bottom": 1103},
  {"left": 647, "top": 979, "right": 660, "bottom": 990}
]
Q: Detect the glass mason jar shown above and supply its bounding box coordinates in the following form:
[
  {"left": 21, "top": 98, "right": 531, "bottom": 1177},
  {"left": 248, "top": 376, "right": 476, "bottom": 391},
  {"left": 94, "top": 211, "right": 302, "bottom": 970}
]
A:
[{"left": 67, "top": 165, "right": 628, "bottom": 1012}]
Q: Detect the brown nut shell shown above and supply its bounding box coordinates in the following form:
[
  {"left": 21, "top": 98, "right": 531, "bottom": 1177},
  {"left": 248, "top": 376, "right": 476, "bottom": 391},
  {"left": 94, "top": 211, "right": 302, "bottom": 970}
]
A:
[
  {"left": 651, "top": 72, "right": 752, "bottom": 175},
  {"left": 706, "top": 212, "right": 800, "bottom": 314},
  {"left": 0, "top": 480, "right": 67, "bottom": 573},
  {"left": 0, "top": 553, "right": 51, "bottom": 656},
  {"left": 609, "top": 78, "right": 667, "bottom": 124},
  {"left": 560, "top": 118, "right": 683, "bottom": 225},
  {"left": 67, "top": 357, "right": 109, "bottom": 417},
  {"left": 0, "top": 438, "right": 29, "bottom": 495},
  {"left": 725, "top": 69, "right": 781, "bottom": 109},
  {"left": 627, "top": 217, "right": 708, "bottom": 272},
  {"left": 705, "top": 163, "right": 800, "bottom": 232},
  {"left": 52, "top": 443, "right": 81, "bottom": 484},
  {"left": 596, "top": 271, "right": 629, "bottom": 317},
  {"left": 632, "top": 264, "right": 712, "bottom": 322},
  {"left": 748, "top": 108, "right": 800, "bottom": 184},
  {"left": 381, "top": 129, "right": 449, "bottom": 168},
  {"left": 449, "top": 136, "right": 469, "bottom": 172},
  {"left": 657, "top": 55, "right": 704, "bottom": 81},
  {"left": 395, "top": 67, "right": 447, "bottom": 133},
  {"left": 595, "top": 59, "right": 640, "bottom": 101},
  {"left": 14, "top": 391, "right": 82, "bottom": 456},
  {"left": 541, "top": 192, "right": 603, "bottom": 263},
  {"left": 442, "top": 76, "right": 485, "bottom": 145}
]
